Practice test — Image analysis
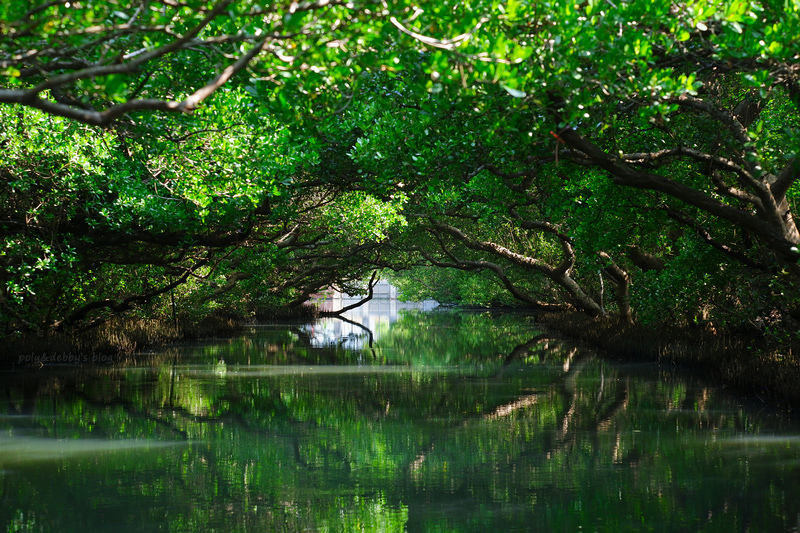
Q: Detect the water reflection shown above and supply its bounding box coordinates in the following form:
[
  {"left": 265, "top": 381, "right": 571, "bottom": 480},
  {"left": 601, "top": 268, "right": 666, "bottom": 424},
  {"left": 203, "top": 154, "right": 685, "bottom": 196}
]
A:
[
  {"left": 1, "top": 309, "right": 800, "bottom": 532},
  {"left": 310, "top": 296, "right": 439, "bottom": 350},
  {"left": 0, "top": 436, "right": 188, "bottom": 465}
]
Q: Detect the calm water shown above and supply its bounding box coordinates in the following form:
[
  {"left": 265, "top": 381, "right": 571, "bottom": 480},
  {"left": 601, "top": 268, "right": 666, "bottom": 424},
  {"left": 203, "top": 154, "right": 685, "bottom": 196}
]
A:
[{"left": 2, "top": 307, "right": 800, "bottom": 532}]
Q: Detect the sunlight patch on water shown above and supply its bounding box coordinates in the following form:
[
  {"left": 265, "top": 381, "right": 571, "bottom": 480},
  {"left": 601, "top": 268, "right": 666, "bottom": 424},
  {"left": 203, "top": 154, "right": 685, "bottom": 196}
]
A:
[
  {"left": 176, "top": 364, "right": 473, "bottom": 378},
  {"left": 0, "top": 436, "right": 189, "bottom": 465},
  {"left": 718, "top": 435, "right": 800, "bottom": 445}
]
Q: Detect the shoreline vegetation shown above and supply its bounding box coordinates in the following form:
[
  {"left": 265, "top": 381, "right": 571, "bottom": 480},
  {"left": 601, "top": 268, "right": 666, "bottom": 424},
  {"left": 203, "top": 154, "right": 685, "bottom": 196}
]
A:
[
  {"left": 537, "top": 312, "right": 800, "bottom": 412},
  {"left": 3, "top": 306, "right": 319, "bottom": 369},
  {"left": 3, "top": 304, "right": 799, "bottom": 412}
]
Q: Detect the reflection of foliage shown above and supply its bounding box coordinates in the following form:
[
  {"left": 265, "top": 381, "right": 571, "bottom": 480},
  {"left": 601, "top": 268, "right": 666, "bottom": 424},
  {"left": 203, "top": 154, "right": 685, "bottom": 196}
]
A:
[
  {"left": 2, "top": 312, "right": 799, "bottom": 531},
  {"left": 377, "top": 309, "right": 543, "bottom": 366}
]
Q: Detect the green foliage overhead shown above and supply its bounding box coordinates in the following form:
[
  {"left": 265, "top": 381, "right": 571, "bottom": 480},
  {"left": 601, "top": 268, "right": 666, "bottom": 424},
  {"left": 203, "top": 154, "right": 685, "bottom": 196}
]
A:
[{"left": 2, "top": 0, "right": 800, "bottom": 339}]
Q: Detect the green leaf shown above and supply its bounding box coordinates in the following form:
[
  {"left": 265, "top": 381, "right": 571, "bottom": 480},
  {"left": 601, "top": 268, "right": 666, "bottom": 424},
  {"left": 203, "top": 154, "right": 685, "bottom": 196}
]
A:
[{"left": 500, "top": 84, "right": 526, "bottom": 98}]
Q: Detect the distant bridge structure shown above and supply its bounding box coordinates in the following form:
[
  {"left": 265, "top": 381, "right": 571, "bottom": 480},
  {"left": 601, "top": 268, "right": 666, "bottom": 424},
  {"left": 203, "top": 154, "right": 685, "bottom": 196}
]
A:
[{"left": 314, "top": 280, "right": 438, "bottom": 317}]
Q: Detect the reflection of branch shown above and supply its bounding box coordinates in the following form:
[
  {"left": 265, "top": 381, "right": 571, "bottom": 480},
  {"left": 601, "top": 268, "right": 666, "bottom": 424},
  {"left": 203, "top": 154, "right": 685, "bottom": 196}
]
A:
[
  {"left": 485, "top": 394, "right": 543, "bottom": 419},
  {"left": 64, "top": 382, "right": 189, "bottom": 440},
  {"left": 557, "top": 394, "right": 577, "bottom": 439},
  {"left": 595, "top": 378, "right": 630, "bottom": 431},
  {"left": 552, "top": 348, "right": 589, "bottom": 447},
  {"left": 333, "top": 314, "right": 376, "bottom": 353},
  {"left": 492, "top": 333, "right": 553, "bottom": 379},
  {"left": 292, "top": 436, "right": 352, "bottom": 472}
]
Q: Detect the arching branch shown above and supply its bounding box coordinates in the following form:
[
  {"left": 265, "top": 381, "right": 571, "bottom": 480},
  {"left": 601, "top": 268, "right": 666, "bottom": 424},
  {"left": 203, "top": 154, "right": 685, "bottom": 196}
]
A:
[
  {"left": 428, "top": 219, "right": 603, "bottom": 316},
  {"left": 52, "top": 259, "right": 208, "bottom": 331},
  {"left": 557, "top": 128, "right": 800, "bottom": 262},
  {"left": 320, "top": 270, "right": 379, "bottom": 316}
]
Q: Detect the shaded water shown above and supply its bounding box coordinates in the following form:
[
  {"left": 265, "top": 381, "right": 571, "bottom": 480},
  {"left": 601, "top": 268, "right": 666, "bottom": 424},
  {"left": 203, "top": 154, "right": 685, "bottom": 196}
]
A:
[{"left": 2, "top": 308, "right": 800, "bottom": 531}]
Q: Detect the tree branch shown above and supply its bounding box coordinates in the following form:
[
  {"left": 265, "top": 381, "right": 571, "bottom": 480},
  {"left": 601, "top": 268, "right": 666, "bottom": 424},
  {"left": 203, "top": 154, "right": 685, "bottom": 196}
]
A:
[
  {"left": 669, "top": 93, "right": 750, "bottom": 147},
  {"left": 52, "top": 259, "right": 207, "bottom": 330},
  {"left": 772, "top": 157, "right": 800, "bottom": 201},
  {"left": 665, "top": 208, "right": 769, "bottom": 271},
  {"left": 558, "top": 128, "right": 800, "bottom": 261},
  {"left": 621, "top": 146, "right": 761, "bottom": 202},
  {"left": 427, "top": 219, "right": 603, "bottom": 316},
  {"left": 420, "top": 250, "right": 569, "bottom": 312},
  {"left": 598, "top": 252, "right": 633, "bottom": 324},
  {"left": 320, "top": 270, "right": 379, "bottom": 316}
]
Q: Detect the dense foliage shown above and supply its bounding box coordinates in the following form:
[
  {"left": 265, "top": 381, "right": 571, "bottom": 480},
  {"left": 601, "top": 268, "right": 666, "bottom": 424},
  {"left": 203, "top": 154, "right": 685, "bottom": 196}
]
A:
[{"left": 2, "top": 0, "right": 800, "bottom": 343}]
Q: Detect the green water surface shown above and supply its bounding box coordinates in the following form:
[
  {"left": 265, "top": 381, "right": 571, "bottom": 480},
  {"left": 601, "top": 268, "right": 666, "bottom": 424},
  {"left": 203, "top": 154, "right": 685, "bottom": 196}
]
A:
[{"left": 2, "top": 309, "right": 800, "bottom": 532}]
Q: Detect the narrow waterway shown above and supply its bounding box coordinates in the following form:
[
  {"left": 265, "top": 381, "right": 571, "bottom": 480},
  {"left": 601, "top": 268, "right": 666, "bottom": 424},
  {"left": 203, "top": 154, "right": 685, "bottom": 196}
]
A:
[{"left": 2, "top": 305, "right": 800, "bottom": 531}]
